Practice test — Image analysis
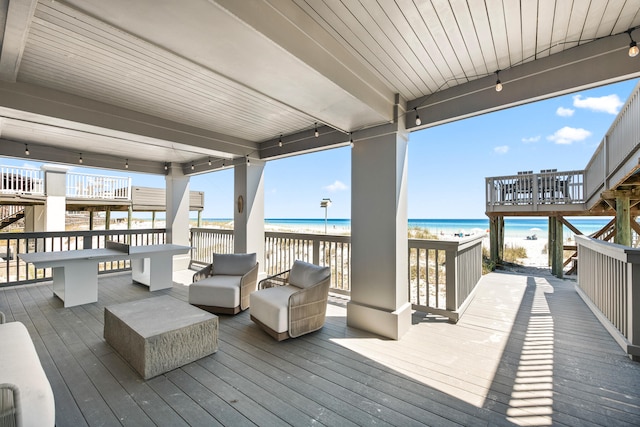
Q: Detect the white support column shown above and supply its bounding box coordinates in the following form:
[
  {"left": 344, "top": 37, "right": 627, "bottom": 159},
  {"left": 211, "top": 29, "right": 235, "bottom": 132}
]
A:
[
  {"left": 166, "top": 164, "right": 190, "bottom": 271},
  {"left": 234, "top": 159, "right": 265, "bottom": 267},
  {"left": 347, "top": 120, "right": 411, "bottom": 340},
  {"left": 42, "top": 164, "right": 68, "bottom": 231}
]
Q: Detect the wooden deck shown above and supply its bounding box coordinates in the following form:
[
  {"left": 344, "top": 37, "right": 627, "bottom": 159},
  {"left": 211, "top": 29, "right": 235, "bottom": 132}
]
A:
[{"left": 1, "top": 269, "right": 639, "bottom": 426}]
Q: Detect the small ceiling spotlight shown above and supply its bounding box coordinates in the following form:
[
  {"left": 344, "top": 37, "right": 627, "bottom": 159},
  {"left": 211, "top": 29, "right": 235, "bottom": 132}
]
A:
[
  {"left": 164, "top": 162, "right": 168, "bottom": 171},
  {"left": 208, "top": 157, "right": 212, "bottom": 166},
  {"left": 79, "top": 153, "right": 83, "bottom": 164},
  {"left": 125, "top": 159, "right": 129, "bottom": 169},
  {"left": 278, "top": 135, "right": 283, "bottom": 147},
  {"left": 222, "top": 159, "right": 225, "bottom": 167},
  {"left": 314, "top": 123, "right": 319, "bottom": 138},
  {"left": 495, "top": 70, "right": 503, "bottom": 92},
  {"left": 349, "top": 133, "right": 354, "bottom": 147},
  {"left": 628, "top": 30, "right": 639, "bottom": 57},
  {"left": 24, "top": 144, "right": 29, "bottom": 156},
  {"left": 191, "top": 163, "right": 195, "bottom": 170},
  {"left": 246, "top": 155, "right": 250, "bottom": 166},
  {"left": 414, "top": 108, "right": 421, "bottom": 126}
]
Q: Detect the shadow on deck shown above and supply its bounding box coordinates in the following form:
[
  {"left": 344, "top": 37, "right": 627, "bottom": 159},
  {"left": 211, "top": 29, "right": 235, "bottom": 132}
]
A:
[{"left": 0, "top": 269, "right": 638, "bottom": 426}]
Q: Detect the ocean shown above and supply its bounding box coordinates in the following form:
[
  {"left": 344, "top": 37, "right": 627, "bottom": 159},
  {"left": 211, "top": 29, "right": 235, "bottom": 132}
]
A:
[{"left": 202, "top": 217, "right": 613, "bottom": 240}]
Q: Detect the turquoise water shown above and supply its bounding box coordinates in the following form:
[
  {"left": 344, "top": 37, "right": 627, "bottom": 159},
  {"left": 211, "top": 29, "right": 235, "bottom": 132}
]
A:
[{"left": 203, "top": 217, "right": 612, "bottom": 239}]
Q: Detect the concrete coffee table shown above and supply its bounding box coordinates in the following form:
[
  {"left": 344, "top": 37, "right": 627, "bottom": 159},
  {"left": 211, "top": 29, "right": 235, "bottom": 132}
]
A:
[{"left": 104, "top": 295, "right": 218, "bottom": 379}]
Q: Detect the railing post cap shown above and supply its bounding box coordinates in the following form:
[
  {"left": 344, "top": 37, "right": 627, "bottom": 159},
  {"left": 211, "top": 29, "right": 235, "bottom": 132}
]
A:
[{"left": 41, "top": 164, "right": 70, "bottom": 173}]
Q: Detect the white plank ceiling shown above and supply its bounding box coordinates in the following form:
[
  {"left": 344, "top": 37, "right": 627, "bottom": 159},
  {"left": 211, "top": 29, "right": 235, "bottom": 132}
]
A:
[{"left": 0, "top": 0, "right": 638, "bottom": 174}]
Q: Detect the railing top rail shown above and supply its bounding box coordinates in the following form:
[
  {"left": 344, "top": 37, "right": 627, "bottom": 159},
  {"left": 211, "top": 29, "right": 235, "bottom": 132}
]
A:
[
  {"left": 0, "top": 228, "right": 165, "bottom": 240},
  {"left": 486, "top": 169, "right": 585, "bottom": 180},
  {"left": 191, "top": 227, "right": 233, "bottom": 234},
  {"left": 576, "top": 235, "right": 640, "bottom": 263},
  {"left": 265, "top": 230, "right": 351, "bottom": 242},
  {"left": 0, "top": 165, "right": 40, "bottom": 171},
  {"left": 408, "top": 233, "right": 485, "bottom": 251},
  {"left": 66, "top": 171, "right": 128, "bottom": 180}
]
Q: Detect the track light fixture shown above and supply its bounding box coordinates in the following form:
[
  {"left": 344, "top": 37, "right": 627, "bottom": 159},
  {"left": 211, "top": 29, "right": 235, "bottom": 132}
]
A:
[
  {"left": 164, "top": 162, "right": 168, "bottom": 171},
  {"left": 208, "top": 157, "right": 212, "bottom": 166},
  {"left": 24, "top": 144, "right": 29, "bottom": 156},
  {"left": 314, "top": 123, "right": 319, "bottom": 138},
  {"left": 414, "top": 108, "right": 421, "bottom": 126},
  {"left": 278, "top": 135, "right": 283, "bottom": 147},
  {"left": 191, "top": 163, "right": 195, "bottom": 170},
  {"left": 79, "top": 153, "right": 83, "bottom": 164},
  {"left": 495, "top": 70, "right": 503, "bottom": 92},
  {"left": 125, "top": 159, "right": 129, "bottom": 169},
  {"left": 628, "top": 30, "right": 639, "bottom": 57}
]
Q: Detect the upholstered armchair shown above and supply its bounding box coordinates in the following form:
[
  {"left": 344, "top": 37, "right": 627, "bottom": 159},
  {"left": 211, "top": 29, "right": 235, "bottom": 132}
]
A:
[
  {"left": 189, "top": 253, "right": 259, "bottom": 315},
  {"left": 250, "top": 260, "right": 331, "bottom": 341}
]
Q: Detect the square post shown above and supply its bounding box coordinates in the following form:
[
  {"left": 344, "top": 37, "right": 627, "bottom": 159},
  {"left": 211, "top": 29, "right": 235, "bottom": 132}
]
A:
[
  {"left": 234, "top": 159, "right": 265, "bottom": 267},
  {"left": 347, "top": 116, "right": 411, "bottom": 340}
]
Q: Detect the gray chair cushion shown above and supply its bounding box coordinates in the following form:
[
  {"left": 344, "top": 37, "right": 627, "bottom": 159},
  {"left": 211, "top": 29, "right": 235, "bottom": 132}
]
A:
[
  {"left": 189, "top": 275, "right": 242, "bottom": 307},
  {"left": 288, "top": 260, "right": 330, "bottom": 289},
  {"left": 212, "top": 253, "right": 257, "bottom": 276},
  {"left": 250, "top": 285, "right": 299, "bottom": 333}
]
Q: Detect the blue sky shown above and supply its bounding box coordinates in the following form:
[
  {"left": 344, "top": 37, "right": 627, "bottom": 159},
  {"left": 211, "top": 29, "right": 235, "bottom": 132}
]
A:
[{"left": 2, "top": 78, "right": 638, "bottom": 219}]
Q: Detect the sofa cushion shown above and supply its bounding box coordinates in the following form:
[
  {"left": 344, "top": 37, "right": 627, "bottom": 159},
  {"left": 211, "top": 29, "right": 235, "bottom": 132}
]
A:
[
  {"left": 250, "top": 285, "right": 299, "bottom": 333},
  {"left": 212, "top": 253, "right": 256, "bottom": 276},
  {"left": 288, "top": 260, "right": 330, "bottom": 289},
  {"left": 189, "top": 275, "right": 242, "bottom": 308}
]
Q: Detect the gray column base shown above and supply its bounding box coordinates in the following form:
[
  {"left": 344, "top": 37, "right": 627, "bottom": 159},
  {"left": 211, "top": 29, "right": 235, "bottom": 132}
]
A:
[{"left": 346, "top": 301, "right": 412, "bottom": 340}]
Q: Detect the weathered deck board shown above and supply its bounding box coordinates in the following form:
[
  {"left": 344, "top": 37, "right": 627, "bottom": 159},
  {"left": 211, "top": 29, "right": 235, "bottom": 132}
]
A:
[{"left": 0, "top": 270, "right": 639, "bottom": 426}]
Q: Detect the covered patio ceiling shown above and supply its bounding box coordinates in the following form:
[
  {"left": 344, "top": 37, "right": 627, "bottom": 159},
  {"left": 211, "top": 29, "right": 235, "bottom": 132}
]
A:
[{"left": 0, "top": 0, "right": 638, "bottom": 175}]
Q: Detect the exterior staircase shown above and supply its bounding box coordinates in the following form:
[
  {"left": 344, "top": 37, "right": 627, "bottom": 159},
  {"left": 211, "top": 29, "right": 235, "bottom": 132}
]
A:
[{"left": 0, "top": 206, "right": 25, "bottom": 230}]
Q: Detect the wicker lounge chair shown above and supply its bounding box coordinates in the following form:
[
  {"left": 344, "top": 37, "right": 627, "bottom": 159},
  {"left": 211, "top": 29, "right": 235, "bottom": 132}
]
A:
[
  {"left": 189, "top": 253, "right": 259, "bottom": 315},
  {"left": 250, "top": 260, "right": 331, "bottom": 341}
]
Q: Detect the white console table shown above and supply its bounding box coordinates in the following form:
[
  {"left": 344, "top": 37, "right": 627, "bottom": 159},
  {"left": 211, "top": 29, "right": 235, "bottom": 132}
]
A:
[{"left": 19, "top": 244, "right": 191, "bottom": 307}]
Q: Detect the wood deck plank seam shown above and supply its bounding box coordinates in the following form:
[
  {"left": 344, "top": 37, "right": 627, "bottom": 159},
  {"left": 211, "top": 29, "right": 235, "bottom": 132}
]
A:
[
  {"left": 220, "top": 313, "right": 475, "bottom": 426},
  {"left": 2, "top": 271, "right": 640, "bottom": 426}
]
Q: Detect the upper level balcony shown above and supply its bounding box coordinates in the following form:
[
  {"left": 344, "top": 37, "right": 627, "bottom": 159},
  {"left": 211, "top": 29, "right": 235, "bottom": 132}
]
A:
[
  {"left": 0, "top": 166, "right": 132, "bottom": 201},
  {"left": 0, "top": 166, "right": 204, "bottom": 214},
  {"left": 487, "top": 83, "right": 640, "bottom": 218},
  {"left": 486, "top": 169, "right": 586, "bottom": 215}
]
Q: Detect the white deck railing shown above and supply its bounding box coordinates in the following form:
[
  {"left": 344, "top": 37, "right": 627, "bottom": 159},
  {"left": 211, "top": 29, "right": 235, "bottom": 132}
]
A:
[
  {"left": 0, "top": 167, "right": 132, "bottom": 200},
  {"left": 0, "top": 166, "right": 44, "bottom": 195},
  {"left": 264, "top": 231, "right": 352, "bottom": 294},
  {"left": 409, "top": 234, "right": 484, "bottom": 322},
  {"left": 584, "top": 83, "right": 640, "bottom": 207},
  {"left": 576, "top": 235, "right": 640, "bottom": 359},
  {"left": 67, "top": 172, "right": 131, "bottom": 200},
  {"left": 486, "top": 169, "right": 584, "bottom": 209},
  {"left": 190, "top": 228, "right": 484, "bottom": 320}
]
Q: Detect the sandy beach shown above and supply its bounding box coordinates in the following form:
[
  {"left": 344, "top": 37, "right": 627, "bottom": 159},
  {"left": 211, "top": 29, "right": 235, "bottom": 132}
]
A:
[{"left": 504, "top": 236, "right": 549, "bottom": 266}]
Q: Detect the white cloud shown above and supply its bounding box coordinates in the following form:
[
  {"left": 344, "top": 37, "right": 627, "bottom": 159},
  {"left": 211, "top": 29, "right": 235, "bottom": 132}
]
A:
[
  {"left": 521, "top": 135, "right": 540, "bottom": 143},
  {"left": 556, "top": 107, "right": 574, "bottom": 117},
  {"left": 494, "top": 145, "right": 509, "bottom": 154},
  {"left": 547, "top": 126, "right": 592, "bottom": 145},
  {"left": 323, "top": 180, "right": 348, "bottom": 192},
  {"left": 573, "top": 94, "right": 624, "bottom": 115}
]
